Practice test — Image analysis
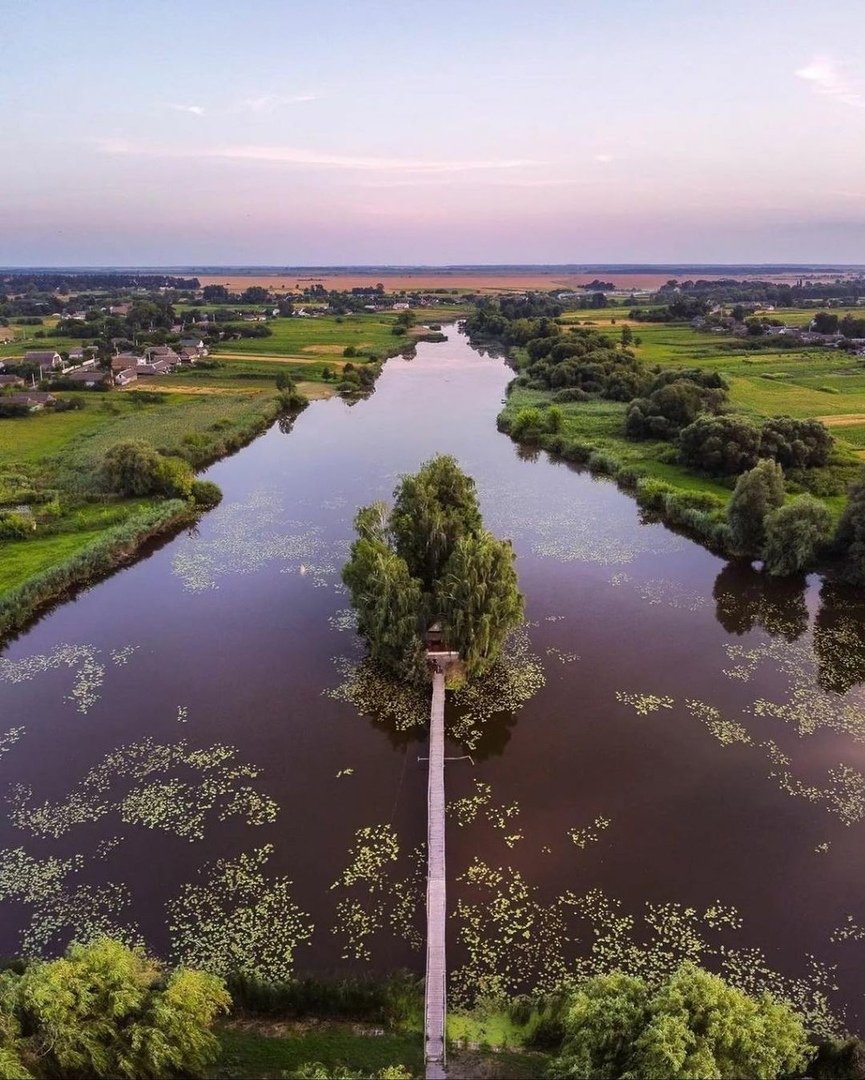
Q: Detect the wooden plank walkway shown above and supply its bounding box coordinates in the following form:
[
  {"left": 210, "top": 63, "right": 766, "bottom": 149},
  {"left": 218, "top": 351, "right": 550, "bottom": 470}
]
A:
[{"left": 424, "top": 665, "right": 448, "bottom": 1080}]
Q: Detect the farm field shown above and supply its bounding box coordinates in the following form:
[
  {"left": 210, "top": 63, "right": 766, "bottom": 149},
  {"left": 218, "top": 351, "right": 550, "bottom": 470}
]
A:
[{"left": 196, "top": 269, "right": 858, "bottom": 294}]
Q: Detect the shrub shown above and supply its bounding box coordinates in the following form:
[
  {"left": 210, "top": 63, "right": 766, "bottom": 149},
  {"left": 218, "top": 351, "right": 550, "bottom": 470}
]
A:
[
  {"left": 727, "top": 459, "right": 785, "bottom": 557},
  {"left": 635, "top": 477, "right": 677, "bottom": 511},
  {"left": 190, "top": 480, "right": 223, "bottom": 509},
  {"left": 0, "top": 511, "right": 34, "bottom": 539},
  {"left": 552, "top": 387, "right": 590, "bottom": 404},
  {"left": 679, "top": 414, "right": 762, "bottom": 476},
  {"left": 6, "top": 939, "right": 229, "bottom": 1079},
  {"left": 100, "top": 440, "right": 165, "bottom": 496},
  {"left": 762, "top": 496, "right": 833, "bottom": 576},
  {"left": 156, "top": 456, "right": 195, "bottom": 499}
]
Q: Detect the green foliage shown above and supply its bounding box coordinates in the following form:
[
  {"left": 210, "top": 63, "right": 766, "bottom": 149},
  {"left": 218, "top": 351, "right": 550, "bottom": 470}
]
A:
[
  {"left": 156, "top": 455, "right": 195, "bottom": 499},
  {"left": 100, "top": 439, "right": 165, "bottom": 496},
  {"left": 548, "top": 963, "right": 810, "bottom": 1080},
  {"left": 679, "top": 414, "right": 763, "bottom": 476},
  {"left": 435, "top": 532, "right": 524, "bottom": 677},
  {"left": 341, "top": 536, "right": 425, "bottom": 676},
  {"left": 727, "top": 460, "right": 785, "bottom": 557},
  {"left": 835, "top": 468, "right": 865, "bottom": 585},
  {"left": 0, "top": 511, "right": 34, "bottom": 540},
  {"left": 390, "top": 454, "right": 482, "bottom": 590},
  {"left": 190, "top": 480, "right": 223, "bottom": 509},
  {"left": 3, "top": 938, "right": 229, "bottom": 1079},
  {"left": 0, "top": 500, "right": 193, "bottom": 640},
  {"left": 343, "top": 456, "right": 522, "bottom": 680},
  {"left": 762, "top": 496, "right": 833, "bottom": 576}
]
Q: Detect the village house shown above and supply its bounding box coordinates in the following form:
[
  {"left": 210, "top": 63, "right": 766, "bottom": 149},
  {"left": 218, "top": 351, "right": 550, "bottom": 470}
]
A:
[
  {"left": 134, "top": 361, "right": 170, "bottom": 377},
  {"left": 114, "top": 368, "right": 138, "bottom": 387},
  {"left": 64, "top": 369, "right": 110, "bottom": 388},
  {"left": 0, "top": 374, "right": 26, "bottom": 388},
  {"left": 111, "top": 354, "right": 142, "bottom": 372},
  {"left": 5, "top": 392, "right": 57, "bottom": 410},
  {"left": 179, "top": 337, "right": 207, "bottom": 356},
  {"left": 146, "top": 346, "right": 179, "bottom": 367},
  {"left": 24, "top": 350, "right": 63, "bottom": 371}
]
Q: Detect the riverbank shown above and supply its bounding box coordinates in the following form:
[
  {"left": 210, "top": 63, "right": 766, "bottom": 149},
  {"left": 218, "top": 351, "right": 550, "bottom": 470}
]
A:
[
  {"left": 478, "top": 302, "right": 865, "bottom": 571},
  {"left": 0, "top": 309, "right": 436, "bottom": 643}
]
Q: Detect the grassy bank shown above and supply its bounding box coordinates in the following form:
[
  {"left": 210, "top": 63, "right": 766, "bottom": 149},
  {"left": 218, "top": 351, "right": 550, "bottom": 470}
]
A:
[
  {"left": 0, "top": 308, "right": 453, "bottom": 642},
  {"left": 491, "top": 306, "right": 865, "bottom": 559},
  {"left": 0, "top": 498, "right": 197, "bottom": 640}
]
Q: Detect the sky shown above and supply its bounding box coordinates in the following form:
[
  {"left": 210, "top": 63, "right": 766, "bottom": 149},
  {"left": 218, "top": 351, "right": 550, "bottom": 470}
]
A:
[{"left": 2, "top": 0, "right": 865, "bottom": 266}]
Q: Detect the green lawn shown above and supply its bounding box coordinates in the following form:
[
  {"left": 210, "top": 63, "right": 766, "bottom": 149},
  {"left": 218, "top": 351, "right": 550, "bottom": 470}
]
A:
[{"left": 213, "top": 1024, "right": 423, "bottom": 1080}]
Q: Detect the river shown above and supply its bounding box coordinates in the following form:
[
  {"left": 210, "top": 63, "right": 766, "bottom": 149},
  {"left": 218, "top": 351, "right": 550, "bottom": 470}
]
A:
[{"left": 1, "top": 327, "right": 864, "bottom": 1027}]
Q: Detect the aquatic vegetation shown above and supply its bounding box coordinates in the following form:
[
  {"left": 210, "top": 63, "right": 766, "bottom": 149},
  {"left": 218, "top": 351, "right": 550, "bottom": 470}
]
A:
[
  {"left": 637, "top": 579, "right": 707, "bottom": 611},
  {"left": 447, "top": 781, "right": 492, "bottom": 827},
  {"left": 325, "top": 626, "right": 544, "bottom": 749},
  {"left": 0, "top": 847, "right": 141, "bottom": 957},
  {"left": 330, "top": 824, "right": 423, "bottom": 960},
  {"left": 545, "top": 646, "right": 579, "bottom": 664},
  {"left": 723, "top": 638, "right": 865, "bottom": 741},
  {"left": 685, "top": 699, "right": 752, "bottom": 746},
  {"left": 172, "top": 489, "right": 328, "bottom": 591},
  {"left": 451, "top": 858, "right": 571, "bottom": 1006},
  {"left": 486, "top": 799, "right": 520, "bottom": 830},
  {"left": 830, "top": 915, "right": 865, "bottom": 943},
  {"left": 449, "top": 628, "right": 545, "bottom": 748},
  {"left": 0, "top": 726, "right": 25, "bottom": 760},
  {"left": 331, "top": 825, "right": 399, "bottom": 891},
  {"left": 324, "top": 656, "right": 428, "bottom": 732},
  {"left": 176, "top": 705, "right": 189, "bottom": 723},
  {"left": 168, "top": 844, "right": 312, "bottom": 981},
  {"left": 0, "top": 642, "right": 137, "bottom": 714},
  {"left": 568, "top": 815, "right": 611, "bottom": 849},
  {"left": 336, "top": 767, "right": 354, "bottom": 778},
  {"left": 615, "top": 691, "right": 675, "bottom": 715},
  {"left": 8, "top": 736, "right": 278, "bottom": 841},
  {"left": 328, "top": 608, "right": 360, "bottom": 633}
]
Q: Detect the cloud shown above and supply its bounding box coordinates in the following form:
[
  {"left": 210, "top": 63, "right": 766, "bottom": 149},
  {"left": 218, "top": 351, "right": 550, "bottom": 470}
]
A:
[
  {"left": 167, "top": 103, "right": 206, "bottom": 116},
  {"left": 95, "top": 138, "right": 541, "bottom": 173},
  {"left": 233, "top": 93, "right": 317, "bottom": 112},
  {"left": 795, "top": 56, "right": 865, "bottom": 109},
  {"left": 594, "top": 153, "right": 613, "bottom": 164}
]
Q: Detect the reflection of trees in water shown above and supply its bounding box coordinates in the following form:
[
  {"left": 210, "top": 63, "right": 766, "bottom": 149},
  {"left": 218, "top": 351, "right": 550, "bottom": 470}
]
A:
[
  {"left": 277, "top": 413, "right": 299, "bottom": 435},
  {"left": 515, "top": 443, "right": 541, "bottom": 464},
  {"left": 713, "top": 564, "right": 865, "bottom": 693},
  {"left": 712, "top": 562, "right": 808, "bottom": 641},
  {"left": 814, "top": 582, "right": 865, "bottom": 694}
]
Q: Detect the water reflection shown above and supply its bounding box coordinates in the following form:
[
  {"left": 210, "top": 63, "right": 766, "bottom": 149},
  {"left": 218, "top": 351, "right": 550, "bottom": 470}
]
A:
[
  {"left": 814, "top": 581, "right": 865, "bottom": 694},
  {"left": 712, "top": 562, "right": 809, "bottom": 641}
]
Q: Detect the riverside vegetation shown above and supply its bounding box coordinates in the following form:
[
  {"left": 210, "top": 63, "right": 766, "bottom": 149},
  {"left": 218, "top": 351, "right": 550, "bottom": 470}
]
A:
[
  {"left": 0, "top": 285, "right": 451, "bottom": 642},
  {"left": 468, "top": 292, "right": 865, "bottom": 581},
  {"left": 1, "top": 938, "right": 860, "bottom": 1080}
]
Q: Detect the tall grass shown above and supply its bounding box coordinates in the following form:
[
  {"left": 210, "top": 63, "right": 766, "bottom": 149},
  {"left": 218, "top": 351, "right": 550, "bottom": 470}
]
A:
[{"left": 0, "top": 500, "right": 196, "bottom": 642}]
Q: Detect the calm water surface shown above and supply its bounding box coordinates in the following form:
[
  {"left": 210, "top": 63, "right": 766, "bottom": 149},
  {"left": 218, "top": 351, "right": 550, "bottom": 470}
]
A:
[{"left": 2, "top": 329, "right": 864, "bottom": 1023}]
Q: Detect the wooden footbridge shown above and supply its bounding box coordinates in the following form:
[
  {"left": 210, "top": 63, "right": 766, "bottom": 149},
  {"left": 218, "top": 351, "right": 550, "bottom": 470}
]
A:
[{"left": 423, "top": 644, "right": 459, "bottom": 1080}]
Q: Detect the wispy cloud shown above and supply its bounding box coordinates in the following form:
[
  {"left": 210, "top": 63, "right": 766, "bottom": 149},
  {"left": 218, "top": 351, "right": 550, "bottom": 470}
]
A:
[
  {"left": 795, "top": 56, "right": 865, "bottom": 109},
  {"left": 95, "top": 138, "right": 541, "bottom": 173},
  {"left": 233, "top": 93, "right": 317, "bottom": 113},
  {"left": 167, "top": 103, "right": 206, "bottom": 116}
]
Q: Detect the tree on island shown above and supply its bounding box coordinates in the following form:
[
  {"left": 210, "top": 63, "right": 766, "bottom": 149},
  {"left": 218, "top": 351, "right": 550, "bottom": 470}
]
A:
[{"left": 342, "top": 455, "right": 523, "bottom": 681}]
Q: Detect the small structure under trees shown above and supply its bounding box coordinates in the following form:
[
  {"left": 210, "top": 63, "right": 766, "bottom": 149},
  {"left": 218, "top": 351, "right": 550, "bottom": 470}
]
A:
[{"left": 342, "top": 455, "right": 523, "bottom": 682}]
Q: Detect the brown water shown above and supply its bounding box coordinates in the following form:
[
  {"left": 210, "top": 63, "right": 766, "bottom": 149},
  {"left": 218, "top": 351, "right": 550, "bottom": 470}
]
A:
[{"left": 2, "top": 328, "right": 864, "bottom": 1027}]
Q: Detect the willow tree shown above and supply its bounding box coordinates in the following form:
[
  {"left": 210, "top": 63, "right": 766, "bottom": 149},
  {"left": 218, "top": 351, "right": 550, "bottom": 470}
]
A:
[{"left": 342, "top": 456, "right": 523, "bottom": 680}]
